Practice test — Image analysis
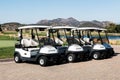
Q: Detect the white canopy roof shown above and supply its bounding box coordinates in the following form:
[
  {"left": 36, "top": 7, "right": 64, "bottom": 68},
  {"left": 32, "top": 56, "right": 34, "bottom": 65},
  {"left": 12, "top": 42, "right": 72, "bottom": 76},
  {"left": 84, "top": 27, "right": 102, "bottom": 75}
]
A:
[
  {"left": 51, "top": 26, "right": 76, "bottom": 29},
  {"left": 72, "top": 27, "right": 106, "bottom": 31},
  {"left": 18, "top": 25, "right": 51, "bottom": 29}
]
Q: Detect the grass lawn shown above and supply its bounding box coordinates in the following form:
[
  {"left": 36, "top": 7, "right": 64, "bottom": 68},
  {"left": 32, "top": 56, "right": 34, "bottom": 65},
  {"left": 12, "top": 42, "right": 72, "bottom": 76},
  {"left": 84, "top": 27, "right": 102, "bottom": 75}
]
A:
[
  {"left": 0, "top": 40, "right": 16, "bottom": 59},
  {"left": 0, "top": 40, "right": 16, "bottom": 48},
  {"left": 0, "top": 47, "right": 14, "bottom": 59}
]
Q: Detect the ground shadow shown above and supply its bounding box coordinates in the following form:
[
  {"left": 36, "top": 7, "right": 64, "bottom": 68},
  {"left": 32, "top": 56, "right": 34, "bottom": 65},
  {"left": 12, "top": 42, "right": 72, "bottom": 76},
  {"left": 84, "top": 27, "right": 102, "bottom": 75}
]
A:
[
  {"left": 22, "top": 53, "right": 120, "bottom": 67},
  {"left": 114, "top": 53, "right": 120, "bottom": 56},
  {"left": 24, "top": 58, "right": 92, "bottom": 67},
  {"left": 102, "top": 53, "right": 120, "bottom": 60}
]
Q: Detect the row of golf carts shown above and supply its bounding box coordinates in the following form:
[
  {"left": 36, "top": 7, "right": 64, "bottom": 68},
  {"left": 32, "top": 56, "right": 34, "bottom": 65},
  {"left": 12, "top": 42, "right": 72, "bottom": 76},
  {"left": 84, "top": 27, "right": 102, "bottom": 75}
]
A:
[{"left": 14, "top": 25, "right": 115, "bottom": 66}]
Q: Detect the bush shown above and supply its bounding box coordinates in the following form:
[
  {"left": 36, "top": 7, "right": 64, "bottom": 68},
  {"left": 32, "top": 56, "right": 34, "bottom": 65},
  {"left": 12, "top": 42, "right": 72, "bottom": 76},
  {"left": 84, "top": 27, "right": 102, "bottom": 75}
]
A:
[
  {"left": 0, "top": 35, "right": 17, "bottom": 40},
  {"left": 3, "top": 31, "right": 17, "bottom": 34},
  {"left": 106, "top": 24, "right": 120, "bottom": 33},
  {"left": 115, "top": 25, "right": 120, "bottom": 33}
]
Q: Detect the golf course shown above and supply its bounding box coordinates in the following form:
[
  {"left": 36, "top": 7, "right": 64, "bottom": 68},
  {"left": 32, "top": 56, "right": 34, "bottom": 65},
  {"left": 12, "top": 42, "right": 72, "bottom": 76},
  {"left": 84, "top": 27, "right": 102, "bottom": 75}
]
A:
[
  {"left": 0, "top": 35, "right": 17, "bottom": 59},
  {"left": 0, "top": 31, "right": 120, "bottom": 59}
]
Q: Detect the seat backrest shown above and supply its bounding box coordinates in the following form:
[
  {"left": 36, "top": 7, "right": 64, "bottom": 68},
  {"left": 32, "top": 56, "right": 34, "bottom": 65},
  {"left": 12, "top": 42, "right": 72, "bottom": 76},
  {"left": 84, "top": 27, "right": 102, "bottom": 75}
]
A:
[
  {"left": 55, "top": 37, "right": 63, "bottom": 45},
  {"left": 21, "top": 39, "right": 31, "bottom": 47},
  {"left": 30, "top": 39, "right": 39, "bottom": 46},
  {"left": 83, "top": 37, "right": 90, "bottom": 43},
  {"left": 21, "top": 39, "right": 39, "bottom": 47},
  {"left": 80, "top": 39, "right": 85, "bottom": 44}
]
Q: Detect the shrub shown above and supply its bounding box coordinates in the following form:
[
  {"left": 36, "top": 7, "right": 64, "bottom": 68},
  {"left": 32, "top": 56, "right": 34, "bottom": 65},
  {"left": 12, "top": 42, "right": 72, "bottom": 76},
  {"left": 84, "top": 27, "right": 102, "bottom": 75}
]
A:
[{"left": 0, "top": 35, "right": 17, "bottom": 40}]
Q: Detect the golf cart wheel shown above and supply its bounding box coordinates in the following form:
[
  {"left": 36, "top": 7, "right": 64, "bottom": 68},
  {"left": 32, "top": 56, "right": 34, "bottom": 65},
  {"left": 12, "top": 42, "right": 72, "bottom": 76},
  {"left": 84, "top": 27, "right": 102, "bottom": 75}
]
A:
[
  {"left": 38, "top": 56, "right": 48, "bottom": 66},
  {"left": 110, "top": 51, "right": 115, "bottom": 56},
  {"left": 67, "top": 54, "right": 76, "bottom": 62},
  {"left": 14, "top": 54, "right": 22, "bottom": 63},
  {"left": 93, "top": 52, "right": 100, "bottom": 60}
]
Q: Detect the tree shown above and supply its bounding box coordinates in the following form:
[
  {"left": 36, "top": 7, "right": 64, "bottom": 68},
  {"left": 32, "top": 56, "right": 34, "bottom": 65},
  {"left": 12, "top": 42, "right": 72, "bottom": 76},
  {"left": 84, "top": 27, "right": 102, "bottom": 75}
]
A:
[
  {"left": 106, "top": 23, "right": 116, "bottom": 33},
  {"left": 0, "top": 24, "right": 4, "bottom": 33},
  {"left": 0, "top": 25, "right": 2, "bottom": 31},
  {"left": 106, "top": 23, "right": 120, "bottom": 33},
  {"left": 115, "top": 25, "right": 120, "bottom": 33}
]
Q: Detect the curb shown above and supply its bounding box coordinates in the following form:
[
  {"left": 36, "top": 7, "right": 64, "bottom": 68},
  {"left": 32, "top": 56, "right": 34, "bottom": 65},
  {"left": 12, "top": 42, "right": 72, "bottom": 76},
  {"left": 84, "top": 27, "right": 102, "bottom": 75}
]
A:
[{"left": 0, "top": 58, "right": 14, "bottom": 62}]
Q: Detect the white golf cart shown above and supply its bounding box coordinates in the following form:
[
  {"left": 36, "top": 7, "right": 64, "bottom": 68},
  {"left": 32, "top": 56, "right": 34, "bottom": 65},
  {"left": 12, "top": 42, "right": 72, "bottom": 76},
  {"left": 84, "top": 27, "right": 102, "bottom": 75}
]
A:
[
  {"left": 74, "top": 27, "right": 114, "bottom": 59},
  {"left": 49, "top": 26, "right": 85, "bottom": 62},
  {"left": 14, "top": 25, "right": 59, "bottom": 66}
]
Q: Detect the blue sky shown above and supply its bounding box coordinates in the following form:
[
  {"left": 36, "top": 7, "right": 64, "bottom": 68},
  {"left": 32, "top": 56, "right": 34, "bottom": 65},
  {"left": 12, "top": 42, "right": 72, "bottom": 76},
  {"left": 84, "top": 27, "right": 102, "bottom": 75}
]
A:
[{"left": 0, "top": 0, "right": 120, "bottom": 24}]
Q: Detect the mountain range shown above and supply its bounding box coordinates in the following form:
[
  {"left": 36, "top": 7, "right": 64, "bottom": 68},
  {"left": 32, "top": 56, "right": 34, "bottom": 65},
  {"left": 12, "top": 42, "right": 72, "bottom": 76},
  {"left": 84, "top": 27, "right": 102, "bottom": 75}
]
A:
[
  {"left": 0, "top": 17, "right": 114, "bottom": 31},
  {"left": 37, "top": 17, "right": 113, "bottom": 27}
]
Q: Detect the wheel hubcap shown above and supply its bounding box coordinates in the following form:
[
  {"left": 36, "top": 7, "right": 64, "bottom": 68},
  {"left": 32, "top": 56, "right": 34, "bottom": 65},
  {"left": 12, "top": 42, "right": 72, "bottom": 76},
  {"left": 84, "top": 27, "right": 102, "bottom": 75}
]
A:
[
  {"left": 15, "top": 56, "right": 19, "bottom": 62},
  {"left": 68, "top": 56, "right": 73, "bottom": 61},
  {"left": 39, "top": 59, "right": 44, "bottom": 65},
  {"left": 94, "top": 54, "right": 98, "bottom": 59}
]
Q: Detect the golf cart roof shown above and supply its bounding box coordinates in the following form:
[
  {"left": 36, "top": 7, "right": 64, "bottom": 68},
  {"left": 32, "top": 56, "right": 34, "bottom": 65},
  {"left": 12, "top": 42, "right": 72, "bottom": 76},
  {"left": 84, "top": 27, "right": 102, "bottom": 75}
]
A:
[
  {"left": 18, "top": 25, "right": 51, "bottom": 29},
  {"left": 51, "top": 26, "right": 75, "bottom": 29},
  {"left": 72, "top": 27, "right": 106, "bottom": 31}
]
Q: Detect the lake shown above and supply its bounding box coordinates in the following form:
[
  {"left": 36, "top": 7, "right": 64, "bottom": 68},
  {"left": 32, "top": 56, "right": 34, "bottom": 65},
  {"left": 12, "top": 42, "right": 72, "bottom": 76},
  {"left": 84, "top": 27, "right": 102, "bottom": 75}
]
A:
[
  {"left": 60, "top": 35, "right": 120, "bottom": 40},
  {"left": 108, "top": 36, "right": 120, "bottom": 40}
]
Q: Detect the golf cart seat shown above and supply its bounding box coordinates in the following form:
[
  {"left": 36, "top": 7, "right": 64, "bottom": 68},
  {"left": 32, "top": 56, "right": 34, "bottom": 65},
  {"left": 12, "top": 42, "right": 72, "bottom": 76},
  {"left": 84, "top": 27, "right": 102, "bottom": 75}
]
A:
[
  {"left": 55, "top": 37, "right": 63, "bottom": 45},
  {"left": 21, "top": 39, "right": 39, "bottom": 48},
  {"left": 74, "top": 38, "right": 88, "bottom": 45},
  {"left": 39, "top": 37, "right": 55, "bottom": 45},
  {"left": 83, "top": 37, "right": 92, "bottom": 45},
  {"left": 67, "top": 37, "right": 80, "bottom": 45},
  {"left": 83, "top": 37, "right": 90, "bottom": 43},
  {"left": 31, "top": 39, "right": 39, "bottom": 46}
]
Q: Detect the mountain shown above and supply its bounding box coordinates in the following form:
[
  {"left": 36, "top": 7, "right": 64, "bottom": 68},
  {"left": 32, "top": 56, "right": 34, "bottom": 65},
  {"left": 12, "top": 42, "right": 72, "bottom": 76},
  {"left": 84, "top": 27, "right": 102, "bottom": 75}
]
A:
[
  {"left": 37, "top": 17, "right": 80, "bottom": 26},
  {"left": 1, "top": 22, "right": 22, "bottom": 31},
  {"left": 102, "top": 21, "right": 114, "bottom": 27},
  {"left": 0, "top": 18, "right": 114, "bottom": 31},
  {"left": 37, "top": 17, "right": 114, "bottom": 27},
  {"left": 79, "top": 20, "right": 106, "bottom": 27},
  {"left": 80, "top": 21, "right": 100, "bottom": 27}
]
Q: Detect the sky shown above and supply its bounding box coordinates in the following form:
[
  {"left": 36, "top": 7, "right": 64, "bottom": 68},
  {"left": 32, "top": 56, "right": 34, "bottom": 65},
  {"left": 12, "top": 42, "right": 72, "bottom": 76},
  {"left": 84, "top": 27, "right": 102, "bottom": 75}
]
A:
[{"left": 0, "top": 0, "right": 120, "bottom": 24}]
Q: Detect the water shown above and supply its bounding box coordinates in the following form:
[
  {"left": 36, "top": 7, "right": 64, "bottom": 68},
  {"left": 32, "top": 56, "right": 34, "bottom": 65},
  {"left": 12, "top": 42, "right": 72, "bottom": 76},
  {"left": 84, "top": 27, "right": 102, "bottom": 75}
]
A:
[
  {"left": 83, "top": 35, "right": 120, "bottom": 40},
  {"left": 60, "top": 35, "right": 120, "bottom": 40},
  {"left": 108, "top": 36, "right": 120, "bottom": 40},
  {"left": 89, "top": 36, "right": 120, "bottom": 40}
]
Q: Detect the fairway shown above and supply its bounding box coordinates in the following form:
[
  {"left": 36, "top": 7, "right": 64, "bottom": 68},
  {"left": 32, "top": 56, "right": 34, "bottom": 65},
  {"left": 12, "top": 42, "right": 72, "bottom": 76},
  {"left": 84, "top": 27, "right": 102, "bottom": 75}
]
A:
[{"left": 0, "top": 40, "right": 16, "bottom": 48}]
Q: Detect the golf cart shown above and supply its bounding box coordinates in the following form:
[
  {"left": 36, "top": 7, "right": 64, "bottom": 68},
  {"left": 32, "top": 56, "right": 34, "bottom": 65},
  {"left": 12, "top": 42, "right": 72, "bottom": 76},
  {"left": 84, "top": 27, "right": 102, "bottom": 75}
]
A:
[
  {"left": 14, "top": 25, "right": 59, "bottom": 66},
  {"left": 49, "top": 26, "right": 85, "bottom": 62},
  {"left": 74, "top": 27, "right": 114, "bottom": 59}
]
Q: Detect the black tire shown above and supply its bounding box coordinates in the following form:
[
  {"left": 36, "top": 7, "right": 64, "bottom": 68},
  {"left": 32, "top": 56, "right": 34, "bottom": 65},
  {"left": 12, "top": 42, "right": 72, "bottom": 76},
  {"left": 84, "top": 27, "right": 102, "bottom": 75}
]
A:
[
  {"left": 110, "top": 51, "right": 115, "bottom": 56},
  {"left": 38, "top": 56, "right": 48, "bottom": 66},
  {"left": 14, "top": 54, "right": 22, "bottom": 63},
  {"left": 67, "top": 54, "right": 76, "bottom": 62},
  {"left": 93, "top": 52, "right": 100, "bottom": 60}
]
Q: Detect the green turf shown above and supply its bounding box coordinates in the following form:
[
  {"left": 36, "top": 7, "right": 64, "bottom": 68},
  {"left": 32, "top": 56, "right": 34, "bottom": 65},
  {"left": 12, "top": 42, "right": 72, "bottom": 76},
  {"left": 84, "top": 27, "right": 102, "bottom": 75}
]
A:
[
  {"left": 0, "top": 35, "right": 17, "bottom": 40},
  {"left": 0, "top": 40, "right": 16, "bottom": 48},
  {"left": 0, "top": 47, "right": 14, "bottom": 59},
  {"left": 0, "top": 40, "right": 16, "bottom": 59}
]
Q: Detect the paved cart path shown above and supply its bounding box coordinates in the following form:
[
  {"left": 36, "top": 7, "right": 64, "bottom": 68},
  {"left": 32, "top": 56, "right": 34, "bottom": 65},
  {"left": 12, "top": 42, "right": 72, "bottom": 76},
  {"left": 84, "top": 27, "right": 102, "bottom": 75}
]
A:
[{"left": 0, "top": 45, "right": 120, "bottom": 80}]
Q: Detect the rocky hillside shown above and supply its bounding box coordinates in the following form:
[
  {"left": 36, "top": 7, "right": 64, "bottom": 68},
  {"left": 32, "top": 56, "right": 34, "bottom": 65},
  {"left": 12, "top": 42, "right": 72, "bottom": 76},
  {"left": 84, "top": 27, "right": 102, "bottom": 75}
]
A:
[
  {"left": 37, "top": 17, "right": 80, "bottom": 26},
  {"left": 1, "top": 22, "right": 23, "bottom": 31},
  {"left": 0, "top": 17, "right": 115, "bottom": 31},
  {"left": 37, "top": 17, "right": 114, "bottom": 27}
]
